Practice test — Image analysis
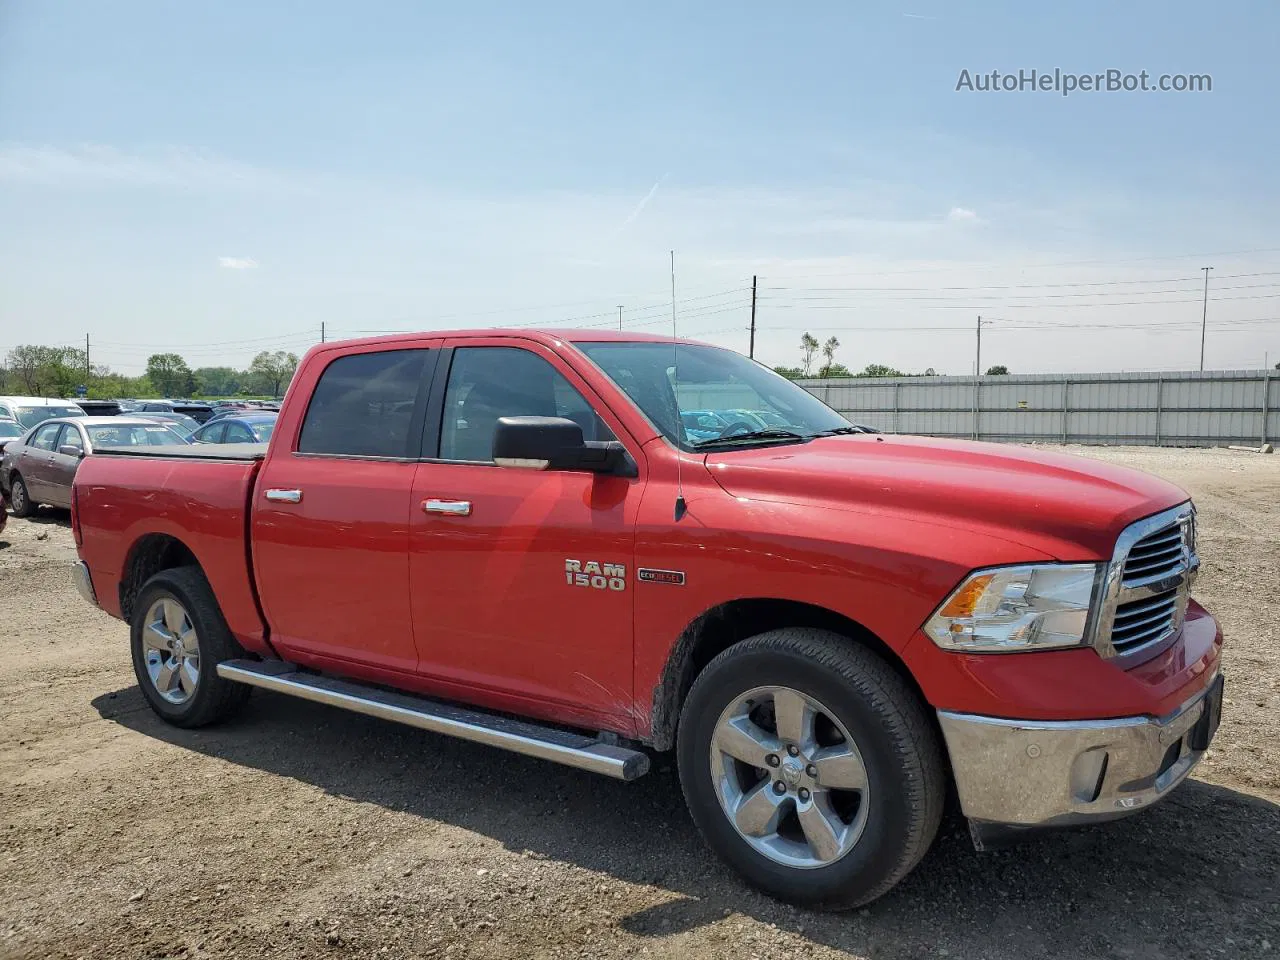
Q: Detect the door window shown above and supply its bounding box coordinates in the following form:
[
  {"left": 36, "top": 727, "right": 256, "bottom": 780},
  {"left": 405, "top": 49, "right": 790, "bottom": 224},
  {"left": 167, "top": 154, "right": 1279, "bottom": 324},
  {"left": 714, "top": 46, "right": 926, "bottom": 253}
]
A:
[
  {"left": 224, "top": 423, "right": 255, "bottom": 443},
  {"left": 57, "top": 425, "right": 84, "bottom": 454},
  {"left": 195, "top": 423, "right": 226, "bottom": 444},
  {"left": 31, "top": 424, "right": 61, "bottom": 451},
  {"left": 438, "top": 347, "right": 614, "bottom": 462},
  {"left": 298, "top": 349, "right": 431, "bottom": 458}
]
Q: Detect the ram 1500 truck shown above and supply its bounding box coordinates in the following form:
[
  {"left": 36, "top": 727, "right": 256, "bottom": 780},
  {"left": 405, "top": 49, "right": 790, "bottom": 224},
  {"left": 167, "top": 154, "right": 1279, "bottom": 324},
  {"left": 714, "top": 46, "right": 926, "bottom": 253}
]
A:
[{"left": 69, "top": 330, "right": 1223, "bottom": 909}]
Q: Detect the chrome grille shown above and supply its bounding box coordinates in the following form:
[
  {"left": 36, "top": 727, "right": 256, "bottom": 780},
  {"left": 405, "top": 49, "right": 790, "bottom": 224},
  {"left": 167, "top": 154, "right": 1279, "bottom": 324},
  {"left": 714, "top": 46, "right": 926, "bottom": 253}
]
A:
[
  {"left": 1110, "top": 589, "right": 1180, "bottom": 654},
  {"left": 1122, "top": 525, "right": 1186, "bottom": 587},
  {"left": 1093, "top": 503, "right": 1198, "bottom": 663}
]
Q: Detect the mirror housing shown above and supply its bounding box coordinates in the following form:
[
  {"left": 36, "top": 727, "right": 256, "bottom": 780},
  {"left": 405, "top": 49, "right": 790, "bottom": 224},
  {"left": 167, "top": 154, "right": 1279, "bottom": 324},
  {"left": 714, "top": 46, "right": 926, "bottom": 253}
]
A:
[
  {"left": 492, "top": 417, "right": 635, "bottom": 476},
  {"left": 58, "top": 444, "right": 84, "bottom": 458}
]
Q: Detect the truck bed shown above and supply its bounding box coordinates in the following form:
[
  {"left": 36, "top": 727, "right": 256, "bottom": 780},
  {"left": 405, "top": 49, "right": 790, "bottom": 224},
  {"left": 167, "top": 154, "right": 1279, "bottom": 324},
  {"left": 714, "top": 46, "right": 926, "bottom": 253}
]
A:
[{"left": 73, "top": 448, "right": 270, "bottom": 653}]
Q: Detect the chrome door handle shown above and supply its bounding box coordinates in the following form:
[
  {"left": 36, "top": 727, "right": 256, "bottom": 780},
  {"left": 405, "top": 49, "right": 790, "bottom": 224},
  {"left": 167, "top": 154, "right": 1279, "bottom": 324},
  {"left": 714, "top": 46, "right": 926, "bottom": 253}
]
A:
[
  {"left": 423, "top": 499, "right": 472, "bottom": 516},
  {"left": 264, "top": 488, "right": 302, "bottom": 503}
]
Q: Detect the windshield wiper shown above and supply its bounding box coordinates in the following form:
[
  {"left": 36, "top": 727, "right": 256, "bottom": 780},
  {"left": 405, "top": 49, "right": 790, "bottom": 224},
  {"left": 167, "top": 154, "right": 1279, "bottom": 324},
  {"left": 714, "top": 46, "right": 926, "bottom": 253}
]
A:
[
  {"left": 692, "top": 429, "right": 809, "bottom": 449},
  {"left": 810, "top": 426, "right": 868, "bottom": 436}
]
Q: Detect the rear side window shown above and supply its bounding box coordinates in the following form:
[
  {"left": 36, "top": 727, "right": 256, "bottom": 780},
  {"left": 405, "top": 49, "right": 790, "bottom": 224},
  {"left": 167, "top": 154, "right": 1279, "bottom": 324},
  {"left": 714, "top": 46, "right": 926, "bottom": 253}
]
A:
[
  {"left": 31, "top": 423, "right": 61, "bottom": 450},
  {"left": 298, "top": 349, "right": 430, "bottom": 458}
]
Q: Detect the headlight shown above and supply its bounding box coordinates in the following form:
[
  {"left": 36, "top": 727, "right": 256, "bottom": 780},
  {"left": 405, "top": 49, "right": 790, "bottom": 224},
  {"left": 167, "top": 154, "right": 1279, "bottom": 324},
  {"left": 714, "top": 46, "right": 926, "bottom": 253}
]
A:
[{"left": 924, "top": 564, "right": 1100, "bottom": 652}]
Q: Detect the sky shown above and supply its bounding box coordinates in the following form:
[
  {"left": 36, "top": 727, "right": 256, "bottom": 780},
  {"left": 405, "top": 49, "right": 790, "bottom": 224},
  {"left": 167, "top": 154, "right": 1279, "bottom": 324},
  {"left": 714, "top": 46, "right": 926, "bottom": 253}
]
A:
[{"left": 2, "top": 0, "right": 1279, "bottom": 376}]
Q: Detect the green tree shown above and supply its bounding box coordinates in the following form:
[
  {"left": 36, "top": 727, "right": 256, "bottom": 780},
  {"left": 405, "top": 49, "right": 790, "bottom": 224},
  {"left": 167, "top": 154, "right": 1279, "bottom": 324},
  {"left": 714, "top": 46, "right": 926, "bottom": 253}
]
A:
[
  {"left": 800, "top": 333, "right": 820, "bottom": 376},
  {"left": 822, "top": 362, "right": 852, "bottom": 378},
  {"left": 194, "top": 366, "right": 243, "bottom": 396},
  {"left": 4, "top": 345, "right": 86, "bottom": 396},
  {"left": 985, "top": 364, "right": 1010, "bottom": 375},
  {"left": 146, "top": 353, "right": 195, "bottom": 397},
  {"left": 247, "top": 350, "right": 299, "bottom": 397},
  {"left": 857, "top": 363, "right": 906, "bottom": 378},
  {"left": 773, "top": 366, "right": 805, "bottom": 380},
  {"left": 819, "top": 336, "right": 841, "bottom": 377}
]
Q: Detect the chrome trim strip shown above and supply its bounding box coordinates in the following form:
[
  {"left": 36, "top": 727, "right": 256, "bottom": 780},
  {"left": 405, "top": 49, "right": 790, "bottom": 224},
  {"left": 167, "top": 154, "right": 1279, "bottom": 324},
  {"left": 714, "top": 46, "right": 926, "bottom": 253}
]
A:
[{"left": 216, "top": 661, "right": 649, "bottom": 781}]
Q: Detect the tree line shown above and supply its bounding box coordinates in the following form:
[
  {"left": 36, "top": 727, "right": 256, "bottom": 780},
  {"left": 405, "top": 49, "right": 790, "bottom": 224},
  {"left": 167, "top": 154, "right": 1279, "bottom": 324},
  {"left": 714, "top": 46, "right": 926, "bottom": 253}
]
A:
[
  {"left": 0, "top": 345, "right": 300, "bottom": 400},
  {"left": 771, "top": 332, "right": 1008, "bottom": 379}
]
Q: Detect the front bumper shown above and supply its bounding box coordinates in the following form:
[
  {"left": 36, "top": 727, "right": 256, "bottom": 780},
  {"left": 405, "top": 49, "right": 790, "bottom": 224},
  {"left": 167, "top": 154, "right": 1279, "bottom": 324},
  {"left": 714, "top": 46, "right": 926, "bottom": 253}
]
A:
[
  {"left": 938, "top": 672, "right": 1223, "bottom": 834},
  {"left": 73, "top": 560, "right": 99, "bottom": 608}
]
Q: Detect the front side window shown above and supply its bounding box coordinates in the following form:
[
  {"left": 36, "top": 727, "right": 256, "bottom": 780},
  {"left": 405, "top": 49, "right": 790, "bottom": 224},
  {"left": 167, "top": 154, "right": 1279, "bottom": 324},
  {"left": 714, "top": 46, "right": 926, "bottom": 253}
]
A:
[
  {"left": 298, "top": 349, "right": 430, "bottom": 458},
  {"left": 438, "top": 347, "right": 614, "bottom": 463},
  {"left": 0, "top": 421, "right": 22, "bottom": 440},
  {"left": 576, "top": 342, "right": 850, "bottom": 450},
  {"left": 57, "top": 425, "right": 84, "bottom": 454},
  {"left": 224, "top": 422, "right": 256, "bottom": 443}
]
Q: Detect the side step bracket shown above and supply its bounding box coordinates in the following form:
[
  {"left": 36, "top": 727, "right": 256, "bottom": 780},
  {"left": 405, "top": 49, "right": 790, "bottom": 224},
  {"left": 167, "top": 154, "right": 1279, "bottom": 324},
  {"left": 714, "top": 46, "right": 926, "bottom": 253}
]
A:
[{"left": 216, "top": 659, "right": 649, "bottom": 781}]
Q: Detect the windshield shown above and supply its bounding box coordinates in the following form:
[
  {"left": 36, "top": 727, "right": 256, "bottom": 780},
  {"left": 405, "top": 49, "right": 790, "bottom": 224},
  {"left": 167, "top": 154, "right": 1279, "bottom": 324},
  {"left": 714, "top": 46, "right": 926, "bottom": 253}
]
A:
[
  {"left": 576, "top": 342, "right": 851, "bottom": 449},
  {"left": 15, "top": 405, "right": 86, "bottom": 429},
  {"left": 87, "top": 424, "right": 186, "bottom": 448}
]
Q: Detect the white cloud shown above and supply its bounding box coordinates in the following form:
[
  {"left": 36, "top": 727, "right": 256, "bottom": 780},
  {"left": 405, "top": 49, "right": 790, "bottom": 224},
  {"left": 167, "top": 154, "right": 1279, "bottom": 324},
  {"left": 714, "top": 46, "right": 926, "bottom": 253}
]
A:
[
  {"left": 947, "top": 206, "right": 980, "bottom": 222},
  {"left": 218, "top": 256, "right": 258, "bottom": 269}
]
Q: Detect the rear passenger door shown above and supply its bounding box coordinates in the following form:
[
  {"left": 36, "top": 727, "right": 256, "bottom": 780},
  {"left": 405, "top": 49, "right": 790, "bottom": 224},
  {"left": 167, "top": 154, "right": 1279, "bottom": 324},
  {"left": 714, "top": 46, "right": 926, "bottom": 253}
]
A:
[
  {"left": 251, "top": 343, "right": 440, "bottom": 675},
  {"left": 22, "top": 423, "right": 63, "bottom": 502}
]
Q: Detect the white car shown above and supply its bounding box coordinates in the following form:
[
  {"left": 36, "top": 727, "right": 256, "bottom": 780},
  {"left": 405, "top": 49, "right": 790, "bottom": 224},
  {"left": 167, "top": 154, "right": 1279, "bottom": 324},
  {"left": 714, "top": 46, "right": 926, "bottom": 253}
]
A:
[{"left": 0, "top": 396, "right": 88, "bottom": 431}]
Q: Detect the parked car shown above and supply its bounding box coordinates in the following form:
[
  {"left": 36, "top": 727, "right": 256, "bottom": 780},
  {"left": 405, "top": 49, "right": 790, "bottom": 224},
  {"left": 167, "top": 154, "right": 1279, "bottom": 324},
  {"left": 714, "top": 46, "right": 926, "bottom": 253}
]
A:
[
  {"left": 135, "top": 412, "right": 201, "bottom": 439},
  {"left": 70, "top": 331, "right": 1222, "bottom": 910},
  {"left": 190, "top": 413, "right": 277, "bottom": 444},
  {"left": 133, "top": 400, "right": 214, "bottom": 423},
  {"left": 0, "top": 396, "right": 88, "bottom": 430},
  {"left": 0, "top": 418, "right": 23, "bottom": 454},
  {"left": 2, "top": 417, "right": 187, "bottom": 515},
  {"left": 71, "top": 399, "right": 123, "bottom": 417}
]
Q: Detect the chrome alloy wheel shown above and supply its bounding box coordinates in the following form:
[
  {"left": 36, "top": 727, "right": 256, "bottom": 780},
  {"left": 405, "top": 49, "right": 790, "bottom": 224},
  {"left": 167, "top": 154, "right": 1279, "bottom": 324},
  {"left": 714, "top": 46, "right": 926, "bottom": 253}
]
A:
[
  {"left": 141, "top": 598, "right": 200, "bottom": 705},
  {"left": 710, "top": 685, "right": 870, "bottom": 869}
]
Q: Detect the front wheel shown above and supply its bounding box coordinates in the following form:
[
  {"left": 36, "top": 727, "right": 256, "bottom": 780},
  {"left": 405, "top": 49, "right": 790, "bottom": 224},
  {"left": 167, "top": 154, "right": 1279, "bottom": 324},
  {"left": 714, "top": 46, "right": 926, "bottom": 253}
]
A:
[
  {"left": 676, "top": 628, "right": 945, "bottom": 910},
  {"left": 8, "top": 474, "right": 34, "bottom": 517}
]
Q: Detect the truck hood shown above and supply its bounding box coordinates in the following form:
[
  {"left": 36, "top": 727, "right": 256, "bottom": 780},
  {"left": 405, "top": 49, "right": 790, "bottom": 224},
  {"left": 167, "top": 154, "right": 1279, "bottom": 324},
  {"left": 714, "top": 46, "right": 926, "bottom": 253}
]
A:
[{"left": 703, "top": 434, "right": 1188, "bottom": 559}]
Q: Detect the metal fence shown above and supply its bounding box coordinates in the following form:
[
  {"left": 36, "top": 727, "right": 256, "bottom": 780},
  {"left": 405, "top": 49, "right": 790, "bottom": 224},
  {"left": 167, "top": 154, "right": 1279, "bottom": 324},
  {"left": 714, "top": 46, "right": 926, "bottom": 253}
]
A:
[{"left": 796, "top": 370, "right": 1277, "bottom": 447}]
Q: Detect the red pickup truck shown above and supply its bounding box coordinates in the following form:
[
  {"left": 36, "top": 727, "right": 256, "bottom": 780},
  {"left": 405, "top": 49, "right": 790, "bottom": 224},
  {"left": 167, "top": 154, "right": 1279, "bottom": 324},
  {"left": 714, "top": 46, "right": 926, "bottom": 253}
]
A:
[{"left": 69, "top": 330, "right": 1223, "bottom": 909}]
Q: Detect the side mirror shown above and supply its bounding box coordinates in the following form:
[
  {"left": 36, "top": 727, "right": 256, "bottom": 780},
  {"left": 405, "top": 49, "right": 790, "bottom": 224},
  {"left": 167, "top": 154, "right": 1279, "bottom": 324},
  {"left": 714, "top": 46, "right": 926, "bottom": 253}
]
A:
[
  {"left": 58, "top": 444, "right": 84, "bottom": 458},
  {"left": 492, "top": 416, "right": 635, "bottom": 477}
]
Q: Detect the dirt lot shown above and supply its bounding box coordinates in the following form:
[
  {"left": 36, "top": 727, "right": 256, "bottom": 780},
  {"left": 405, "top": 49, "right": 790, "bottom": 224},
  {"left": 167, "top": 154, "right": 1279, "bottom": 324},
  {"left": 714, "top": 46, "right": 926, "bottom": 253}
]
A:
[{"left": 1, "top": 446, "right": 1277, "bottom": 960}]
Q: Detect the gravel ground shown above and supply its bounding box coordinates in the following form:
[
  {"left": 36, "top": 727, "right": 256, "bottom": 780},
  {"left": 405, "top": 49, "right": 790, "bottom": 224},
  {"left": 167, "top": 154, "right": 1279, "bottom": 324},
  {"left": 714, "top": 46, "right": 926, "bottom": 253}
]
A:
[{"left": 1, "top": 445, "right": 1277, "bottom": 960}]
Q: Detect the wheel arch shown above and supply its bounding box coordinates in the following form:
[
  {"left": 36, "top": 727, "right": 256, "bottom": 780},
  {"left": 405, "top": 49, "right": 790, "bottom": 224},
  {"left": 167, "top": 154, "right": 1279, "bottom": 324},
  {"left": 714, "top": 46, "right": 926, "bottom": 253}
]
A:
[
  {"left": 118, "top": 533, "right": 202, "bottom": 623},
  {"left": 647, "top": 598, "right": 930, "bottom": 752}
]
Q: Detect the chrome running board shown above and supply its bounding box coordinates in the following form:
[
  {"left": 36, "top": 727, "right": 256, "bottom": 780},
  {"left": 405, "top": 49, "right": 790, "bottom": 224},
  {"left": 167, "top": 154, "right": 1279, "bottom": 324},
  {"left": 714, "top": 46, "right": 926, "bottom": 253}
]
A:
[{"left": 217, "top": 659, "right": 649, "bottom": 781}]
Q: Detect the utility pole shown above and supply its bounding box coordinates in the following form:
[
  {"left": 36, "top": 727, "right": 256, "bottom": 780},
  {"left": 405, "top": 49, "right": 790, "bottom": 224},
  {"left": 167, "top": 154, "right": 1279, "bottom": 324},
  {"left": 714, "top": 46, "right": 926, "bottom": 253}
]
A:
[
  {"left": 1199, "top": 266, "right": 1212, "bottom": 371},
  {"left": 975, "top": 315, "right": 983, "bottom": 376},
  {"left": 617, "top": 305, "right": 624, "bottom": 331},
  {"left": 321, "top": 322, "right": 326, "bottom": 343},
  {"left": 748, "top": 275, "right": 758, "bottom": 359},
  {"left": 84, "top": 333, "right": 91, "bottom": 385}
]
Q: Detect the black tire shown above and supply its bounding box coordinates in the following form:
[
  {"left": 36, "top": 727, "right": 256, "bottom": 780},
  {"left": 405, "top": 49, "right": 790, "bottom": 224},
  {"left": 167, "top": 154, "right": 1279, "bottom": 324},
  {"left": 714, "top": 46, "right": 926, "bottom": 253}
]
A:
[
  {"left": 9, "top": 473, "right": 35, "bottom": 518},
  {"left": 130, "top": 566, "right": 251, "bottom": 728},
  {"left": 676, "top": 628, "right": 945, "bottom": 910}
]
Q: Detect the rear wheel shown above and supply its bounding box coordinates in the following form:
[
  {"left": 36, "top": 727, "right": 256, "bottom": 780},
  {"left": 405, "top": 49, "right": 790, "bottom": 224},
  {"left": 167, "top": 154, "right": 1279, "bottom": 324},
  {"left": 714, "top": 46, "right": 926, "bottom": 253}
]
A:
[
  {"left": 676, "top": 628, "right": 944, "bottom": 910},
  {"left": 8, "top": 474, "right": 34, "bottom": 517},
  {"left": 130, "top": 567, "right": 251, "bottom": 728}
]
